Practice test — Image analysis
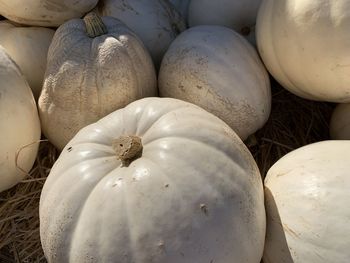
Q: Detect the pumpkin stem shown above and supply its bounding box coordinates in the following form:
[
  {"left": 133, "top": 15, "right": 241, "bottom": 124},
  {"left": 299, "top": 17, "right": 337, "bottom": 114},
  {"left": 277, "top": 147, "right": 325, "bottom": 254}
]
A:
[
  {"left": 84, "top": 12, "right": 108, "bottom": 38},
  {"left": 112, "top": 135, "right": 143, "bottom": 166}
]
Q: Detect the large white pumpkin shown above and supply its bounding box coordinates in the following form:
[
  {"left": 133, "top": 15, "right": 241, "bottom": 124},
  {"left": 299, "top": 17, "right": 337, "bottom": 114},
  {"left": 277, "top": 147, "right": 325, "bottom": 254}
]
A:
[
  {"left": 188, "top": 0, "right": 262, "bottom": 44},
  {"left": 330, "top": 103, "right": 350, "bottom": 139},
  {"left": 40, "top": 97, "right": 266, "bottom": 263},
  {"left": 159, "top": 25, "right": 271, "bottom": 140},
  {"left": 39, "top": 13, "right": 157, "bottom": 151},
  {"left": 0, "top": 21, "right": 54, "bottom": 99},
  {"left": 264, "top": 140, "right": 350, "bottom": 263},
  {"left": 0, "top": 46, "right": 41, "bottom": 192},
  {"left": 257, "top": 0, "right": 350, "bottom": 102},
  {"left": 96, "top": 0, "right": 186, "bottom": 66},
  {"left": 0, "top": 0, "right": 98, "bottom": 27}
]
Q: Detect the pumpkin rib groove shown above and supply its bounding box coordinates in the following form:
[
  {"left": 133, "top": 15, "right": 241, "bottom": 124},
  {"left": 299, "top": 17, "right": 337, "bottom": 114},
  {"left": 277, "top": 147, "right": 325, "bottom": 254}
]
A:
[
  {"left": 144, "top": 127, "right": 243, "bottom": 166},
  {"left": 134, "top": 99, "right": 161, "bottom": 136},
  {"left": 117, "top": 167, "right": 139, "bottom": 263},
  {"left": 138, "top": 156, "right": 182, "bottom": 192},
  {"left": 139, "top": 106, "right": 200, "bottom": 138},
  {"left": 41, "top": 157, "right": 118, "bottom": 262},
  {"left": 68, "top": 140, "right": 115, "bottom": 149},
  {"left": 67, "top": 164, "right": 121, "bottom": 261},
  {"left": 145, "top": 148, "right": 241, "bottom": 201},
  {"left": 90, "top": 38, "right": 102, "bottom": 119},
  {"left": 48, "top": 32, "right": 87, "bottom": 69},
  {"left": 63, "top": 155, "right": 118, "bottom": 173},
  {"left": 140, "top": 153, "right": 222, "bottom": 205},
  {"left": 42, "top": 155, "right": 117, "bottom": 192},
  {"left": 117, "top": 33, "right": 147, "bottom": 100},
  {"left": 143, "top": 136, "right": 248, "bottom": 185}
]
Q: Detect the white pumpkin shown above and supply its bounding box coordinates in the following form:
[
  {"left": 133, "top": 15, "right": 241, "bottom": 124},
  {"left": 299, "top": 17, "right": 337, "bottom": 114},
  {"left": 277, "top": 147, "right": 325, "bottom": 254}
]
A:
[
  {"left": 264, "top": 140, "right": 350, "bottom": 263},
  {"left": 257, "top": 0, "right": 350, "bottom": 102},
  {"left": 169, "top": 0, "right": 190, "bottom": 20},
  {"left": 0, "top": 0, "right": 98, "bottom": 27},
  {"left": 188, "top": 0, "right": 262, "bottom": 45},
  {"left": 40, "top": 97, "right": 266, "bottom": 263},
  {"left": 159, "top": 25, "right": 271, "bottom": 140},
  {"left": 0, "top": 21, "right": 54, "bottom": 99},
  {"left": 39, "top": 13, "right": 157, "bottom": 151},
  {"left": 330, "top": 103, "right": 350, "bottom": 139},
  {"left": 0, "top": 46, "right": 41, "bottom": 192},
  {"left": 96, "top": 0, "right": 186, "bottom": 66}
]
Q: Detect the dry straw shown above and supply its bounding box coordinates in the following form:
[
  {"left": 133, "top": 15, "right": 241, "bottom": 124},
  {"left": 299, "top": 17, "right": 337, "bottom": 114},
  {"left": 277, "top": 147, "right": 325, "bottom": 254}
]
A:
[
  {"left": 0, "top": 142, "right": 58, "bottom": 262},
  {"left": 248, "top": 81, "right": 334, "bottom": 176},
  {"left": 0, "top": 82, "right": 334, "bottom": 262}
]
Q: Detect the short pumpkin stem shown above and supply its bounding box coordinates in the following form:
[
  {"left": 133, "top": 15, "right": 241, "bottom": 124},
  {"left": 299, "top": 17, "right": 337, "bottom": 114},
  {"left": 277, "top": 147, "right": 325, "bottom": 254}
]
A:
[
  {"left": 112, "top": 135, "right": 143, "bottom": 166},
  {"left": 84, "top": 12, "right": 108, "bottom": 38}
]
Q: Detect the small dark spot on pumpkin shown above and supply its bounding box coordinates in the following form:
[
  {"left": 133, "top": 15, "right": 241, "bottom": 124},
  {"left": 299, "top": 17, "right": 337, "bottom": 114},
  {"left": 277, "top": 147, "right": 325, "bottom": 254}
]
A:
[
  {"left": 178, "top": 84, "right": 186, "bottom": 92},
  {"left": 120, "top": 144, "right": 123, "bottom": 147},
  {"left": 165, "top": 184, "right": 169, "bottom": 188},
  {"left": 196, "top": 85, "right": 202, "bottom": 89},
  {"left": 67, "top": 147, "right": 72, "bottom": 152},
  {"left": 158, "top": 240, "right": 165, "bottom": 251},
  {"left": 200, "top": 203, "right": 208, "bottom": 216}
]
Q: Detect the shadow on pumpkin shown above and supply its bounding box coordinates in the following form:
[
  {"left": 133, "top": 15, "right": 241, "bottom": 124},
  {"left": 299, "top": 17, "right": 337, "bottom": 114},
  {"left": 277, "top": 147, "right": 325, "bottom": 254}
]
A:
[{"left": 263, "top": 187, "right": 294, "bottom": 263}]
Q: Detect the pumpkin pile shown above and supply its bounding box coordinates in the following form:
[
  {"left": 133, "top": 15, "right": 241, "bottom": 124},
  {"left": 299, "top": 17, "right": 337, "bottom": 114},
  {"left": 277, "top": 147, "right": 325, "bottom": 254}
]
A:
[{"left": 0, "top": 0, "right": 347, "bottom": 262}]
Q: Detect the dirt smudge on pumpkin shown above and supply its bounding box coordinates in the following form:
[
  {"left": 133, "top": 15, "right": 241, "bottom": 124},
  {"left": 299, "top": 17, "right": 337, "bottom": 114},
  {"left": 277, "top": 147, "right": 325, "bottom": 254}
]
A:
[
  {"left": 119, "top": 0, "right": 140, "bottom": 15},
  {"left": 4, "top": 14, "right": 53, "bottom": 25},
  {"left": 282, "top": 223, "right": 299, "bottom": 239},
  {"left": 200, "top": 203, "right": 208, "bottom": 216},
  {"left": 42, "top": 0, "right": 67, "bottom": 12},
  {"left": 157, "top": 240, "right": 165, "bottom": 250},
  {"left": 276, "top": 169, "right": 294, "bottom": 177}
]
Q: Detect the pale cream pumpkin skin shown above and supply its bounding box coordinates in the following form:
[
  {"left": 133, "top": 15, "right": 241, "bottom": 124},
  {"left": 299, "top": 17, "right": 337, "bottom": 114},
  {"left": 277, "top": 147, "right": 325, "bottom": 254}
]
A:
[
  {"left": 264, "top": 141, "right": 350, "bottom": 263},
  {"left": 188, "top": 0, "right": 262, "bottom": 44},
  {"left": 96, "top": 0, "right": 186, "bottom": 66},
  {"left": 159, "top": 25, "right": 271, "bottom": 140},
  {"left": 39, "top": 14, "right": 157, "bottom": 151},
  {"left": 257, "top": 0, "right": 350, "bottom": 102},
  {"left": 330, "top": 103, "right": 350, "bottom": 139},
  {"left": 0, "top": 0, "right": 98, "bottom": 27},
  {"left": 0, "top": 21, "right": 54, "bottom": 99},
  {"left": 40, "top": 97, "right": 266, "bottom": 263},
  {"left": 0, "top": 46, "right": 41, "bottom": 192}
]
